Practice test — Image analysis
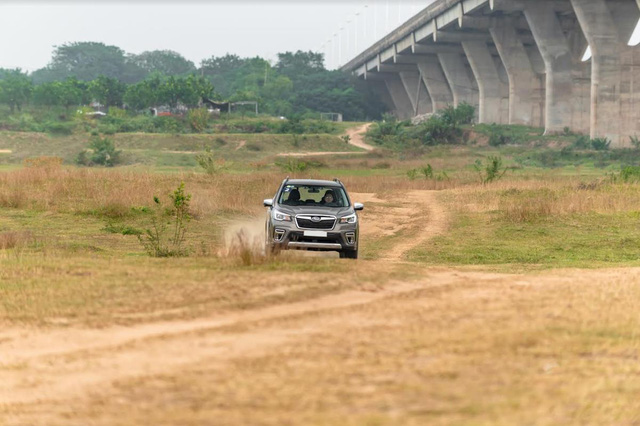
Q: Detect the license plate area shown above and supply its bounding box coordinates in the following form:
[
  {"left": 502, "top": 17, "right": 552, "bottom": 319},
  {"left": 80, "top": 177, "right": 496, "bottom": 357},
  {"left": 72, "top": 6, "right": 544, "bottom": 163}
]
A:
[{"left": 303, "top": 230, "right": 327, "bottom": 238}]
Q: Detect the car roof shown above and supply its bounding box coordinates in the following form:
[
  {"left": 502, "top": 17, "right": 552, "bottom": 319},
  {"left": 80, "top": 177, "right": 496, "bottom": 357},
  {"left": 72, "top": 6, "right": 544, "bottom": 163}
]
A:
[{"left": 284, "top": 179, "right": 342, "bottom": 187}]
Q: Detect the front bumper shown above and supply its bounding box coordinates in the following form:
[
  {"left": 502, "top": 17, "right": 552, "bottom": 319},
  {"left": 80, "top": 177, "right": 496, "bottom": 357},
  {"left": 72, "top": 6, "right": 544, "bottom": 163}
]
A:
[{"left": 271, "top": 227, "right": 358, "bottom": 252}]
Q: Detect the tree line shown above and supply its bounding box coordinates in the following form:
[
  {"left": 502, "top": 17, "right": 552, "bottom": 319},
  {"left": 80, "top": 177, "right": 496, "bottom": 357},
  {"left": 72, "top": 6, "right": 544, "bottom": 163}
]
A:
[{"left": 0, "top": 42, "right": 385, "bottom": 120}]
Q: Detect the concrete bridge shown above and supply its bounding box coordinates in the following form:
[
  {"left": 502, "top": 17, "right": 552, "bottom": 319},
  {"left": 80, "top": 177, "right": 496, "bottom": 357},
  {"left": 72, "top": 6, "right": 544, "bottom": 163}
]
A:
[{"left": 341, "top": 0, "right": 640, "bottom": 146}]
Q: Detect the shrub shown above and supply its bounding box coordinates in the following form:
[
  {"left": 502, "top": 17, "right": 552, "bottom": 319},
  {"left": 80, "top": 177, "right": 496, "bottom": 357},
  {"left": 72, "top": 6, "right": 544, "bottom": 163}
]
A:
[
  {"left": 590, "top": 137, "right": 611, "bottom": 151},
  {"left": 277, "top": 157, "right": 308, "bottom": 173},
  {"left": 611, "top": 166, "right": 640, "bottom": 183},
  {"left": 108, "top": 107, "right": 128, "bottom": 119},
  {"left": 439, "top": 102, "right": 475, "bottom": 128},
  {"left": 76, "top": 135, "right": 122, "bottom": 167},
  {"left": 474, "top": 156, "right": 508, "bottom": 184},
  {"left": 631, "top": 135, "right": 640, "bottom": 149},
  {"left": 188, "top": 108, "right": 210, "bottom": 133},
  {"left": 572, "top": 135, "right": 590, "bottom": 149},
  {"left": 420, "top": 164, "right": 434, "bottom": 179},
  {"left": 487, "top": 125, "right": 510, "bottom": 146},
  {"left": 153, "top": 116, "right": 184, "bottom": 133},
  {"left": 43, "top": 120, "right": 75, "bottom": 135},
  {"left": 195, "top": 149, "right": 227, "bottom": 174},
  {"left": 138, "top": 183, "right": 192, "bottom": 257}
]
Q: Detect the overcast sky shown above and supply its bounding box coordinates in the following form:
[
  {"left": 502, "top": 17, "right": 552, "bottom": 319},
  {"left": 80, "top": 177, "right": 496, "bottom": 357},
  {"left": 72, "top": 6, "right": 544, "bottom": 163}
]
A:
[{"left": 0, "top": 0, "right": 436, "bottom": 72}]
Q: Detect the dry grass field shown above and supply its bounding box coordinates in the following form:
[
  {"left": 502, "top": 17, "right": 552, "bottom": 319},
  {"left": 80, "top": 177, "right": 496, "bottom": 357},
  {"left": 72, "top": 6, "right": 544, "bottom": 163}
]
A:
[{"left": 2, "top": 126, "right": 640, "bottom": 425}]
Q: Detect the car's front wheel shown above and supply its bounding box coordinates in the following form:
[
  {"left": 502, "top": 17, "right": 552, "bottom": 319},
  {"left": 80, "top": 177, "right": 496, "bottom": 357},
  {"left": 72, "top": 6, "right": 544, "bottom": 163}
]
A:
[{"left": 339, "top": 249, "right": 358, "bottom": 259}]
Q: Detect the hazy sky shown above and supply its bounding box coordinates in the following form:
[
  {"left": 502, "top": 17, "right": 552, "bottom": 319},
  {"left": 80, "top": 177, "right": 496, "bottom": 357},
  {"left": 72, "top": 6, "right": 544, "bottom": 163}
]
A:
[{"left": 0, "top": 0, "right": 436, "bottom": 72}]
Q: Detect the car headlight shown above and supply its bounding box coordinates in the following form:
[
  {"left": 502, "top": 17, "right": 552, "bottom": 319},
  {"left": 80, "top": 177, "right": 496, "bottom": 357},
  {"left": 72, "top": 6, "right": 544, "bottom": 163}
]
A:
[
  {"left": 339, "top": 213, "right": 357, "bottom": 224},
  {"left": 273, "top": 209, "right": 293, "bottom": 222}
]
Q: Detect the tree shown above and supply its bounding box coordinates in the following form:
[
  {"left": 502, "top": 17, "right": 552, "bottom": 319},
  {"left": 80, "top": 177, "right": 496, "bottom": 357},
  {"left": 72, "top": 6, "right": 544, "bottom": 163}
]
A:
[
  {"left": 32, "top": 78, "right": 87, "bottom": 109},
  {"left": 0, "top": 69, "right": 33, "bottom": 113},
  {"left": 276, "top": 51, "right": 325, "bottom": 80},
  {"left": 124, "top": 73, "right": 164, "bottom": 110},
  {"left": 200, "top": 54, "right": 246, "bottom": 97},
  {"left": 40, "top": 42, "right": 145, "bottom": 83},
  {"left": 129, "top": 50, "right": 196, "bottom": 76},
  {"left": 89, "top": 75, "right": 126, "bottom": 108}
]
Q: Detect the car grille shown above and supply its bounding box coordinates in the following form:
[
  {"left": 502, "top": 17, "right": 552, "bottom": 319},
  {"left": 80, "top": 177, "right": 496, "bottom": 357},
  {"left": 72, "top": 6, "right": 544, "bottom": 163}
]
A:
[{"left": 296, "top": 216, "right": 336, "bottom": 230}]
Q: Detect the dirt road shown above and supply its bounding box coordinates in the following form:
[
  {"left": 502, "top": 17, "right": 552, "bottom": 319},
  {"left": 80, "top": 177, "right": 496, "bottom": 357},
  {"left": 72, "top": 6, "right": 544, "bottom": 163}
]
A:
[
  {"left": 277, "top": 122, "right": 374, "bottom": 157},
  {"left": 3, "top": 188, "right": 640, "bottom": 424}
]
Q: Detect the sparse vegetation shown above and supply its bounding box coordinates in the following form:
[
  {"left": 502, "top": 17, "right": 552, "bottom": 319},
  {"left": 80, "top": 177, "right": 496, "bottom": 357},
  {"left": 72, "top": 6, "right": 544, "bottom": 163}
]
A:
[
  {"left": 138, "top": 182, "right": 192, "bottom": 257},
  {"left": 195, "top": 149, "right": 226, "bottom": 174},
  {"left": 4, "top": 122, "right": 640, "bottom": 426},
  {"left": 474, "top": 155, "right": 508, "bottom": 184}
]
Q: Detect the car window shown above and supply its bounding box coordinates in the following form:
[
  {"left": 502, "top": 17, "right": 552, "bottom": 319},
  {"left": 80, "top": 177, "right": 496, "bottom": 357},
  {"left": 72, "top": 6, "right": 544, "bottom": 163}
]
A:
[{"left": 279, "top": 185, "right": 349, "bottom": 207}]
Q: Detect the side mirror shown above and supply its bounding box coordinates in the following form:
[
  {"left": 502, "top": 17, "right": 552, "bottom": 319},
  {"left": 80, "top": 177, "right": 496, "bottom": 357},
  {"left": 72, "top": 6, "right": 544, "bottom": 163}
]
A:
[
  {"left": 263, "top": 199, "right": 273, "bottom": 207},
  {"left": 354, "top": 202, "right": 364, "bottom": 211}
]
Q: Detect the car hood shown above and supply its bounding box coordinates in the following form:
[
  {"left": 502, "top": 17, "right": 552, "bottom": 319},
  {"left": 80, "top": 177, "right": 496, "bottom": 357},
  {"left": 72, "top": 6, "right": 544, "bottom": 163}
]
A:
[{"left": 275, "top": 205, "right": 353, "bottom": 217}]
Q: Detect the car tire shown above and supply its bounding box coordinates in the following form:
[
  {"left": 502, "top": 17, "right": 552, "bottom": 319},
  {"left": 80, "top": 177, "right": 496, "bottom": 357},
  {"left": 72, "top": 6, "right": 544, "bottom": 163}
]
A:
[{"left": 339, "top": 249, "right": 358, "bottom": 259}]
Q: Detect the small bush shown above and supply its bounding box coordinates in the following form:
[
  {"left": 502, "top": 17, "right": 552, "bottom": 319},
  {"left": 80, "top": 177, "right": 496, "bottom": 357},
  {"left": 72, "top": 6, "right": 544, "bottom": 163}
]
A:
[
  {"left": 277, "top": 157, "right": 308, "bottom": 173},
  {"left": 76, "top": 135, "right": 122, "bottom": 167},
  {"left": 153, "top": 116, "right": 184, "bottom": 133},
  {"left": 195, "top": 149, "right": 227, "bottom": 174},
  {"left": 188, "top": 108, "right": 210, "bottom": 133},
  {"left": 572, "top": 135, "right": 590, "bottom": 149},
  {"left": 590, "top": 137, "right": 611, "bottom": 151},
  {"left": 138, "top": 183, "right": 192, "bottom": 257},
  {"left": 610, "top": 166, "right": 640, "bottom": 183},
  {"left": 108, "top": 107, "right": 128, "bottom": 119},
  {"left": 43, "top": 121, "right": 75, "bottom": 135},
  {"left": 474, "top": 156, "right": 508, "bottom": 184}
]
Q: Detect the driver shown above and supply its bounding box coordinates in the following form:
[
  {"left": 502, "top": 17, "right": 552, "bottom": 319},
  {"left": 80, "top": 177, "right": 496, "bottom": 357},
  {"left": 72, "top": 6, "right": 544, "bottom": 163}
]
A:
[{"left": 321, "top": 190, "right": 337, "bottom": 205}]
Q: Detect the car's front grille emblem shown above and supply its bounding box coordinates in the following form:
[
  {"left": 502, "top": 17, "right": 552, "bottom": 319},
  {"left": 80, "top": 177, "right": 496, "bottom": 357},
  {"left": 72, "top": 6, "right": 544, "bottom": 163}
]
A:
[{"left": 311, "top": 216, "right": 321, "bottom": 222}]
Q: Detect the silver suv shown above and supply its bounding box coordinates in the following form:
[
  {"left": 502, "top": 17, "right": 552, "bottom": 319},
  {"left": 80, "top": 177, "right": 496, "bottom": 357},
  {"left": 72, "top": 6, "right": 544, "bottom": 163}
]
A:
[{"left": 264, "top": 178, "right": 364, "bottom": 259}]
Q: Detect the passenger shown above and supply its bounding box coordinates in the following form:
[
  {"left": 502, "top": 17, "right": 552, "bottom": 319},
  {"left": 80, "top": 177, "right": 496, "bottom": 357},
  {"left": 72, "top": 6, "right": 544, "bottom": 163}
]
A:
[{"left": 286, "top": 188, "right": 301, "bottom": 205}]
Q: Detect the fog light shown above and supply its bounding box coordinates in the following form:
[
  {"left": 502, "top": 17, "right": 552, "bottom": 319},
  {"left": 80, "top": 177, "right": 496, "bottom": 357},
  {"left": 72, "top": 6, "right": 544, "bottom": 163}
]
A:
[
  {"left": 345, "top": 232, "right": 356, "bottom": 245},
  {"left": 274, "top": 229, "right": 286, "bottom": 242}
]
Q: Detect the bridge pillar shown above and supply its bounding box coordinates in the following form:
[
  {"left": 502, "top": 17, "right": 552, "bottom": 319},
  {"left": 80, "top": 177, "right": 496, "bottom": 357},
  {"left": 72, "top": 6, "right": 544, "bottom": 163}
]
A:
[
  {"left": 571, "top": 0, "right": 640, "bottom": 146},
  {"left": 415, "top": 56, "right": 454, "bottom": 112},
  {"left": 398, "top": 70, "right": 433, "bottom": 116},
  {"left": 369, "top": 80, "right": 397, "bottom": 116},
  {"left": 437, "top": 52, "right": 479, "bottom": 111},
  {"left": 524, "top": 5, "right": 575, "bottom": 135},
  {"left": 382, "top": 73, "right": 416, "bottom": 120},
  {"left": 490, "top": 18, "right": 538, "bottom": 126},
  {"left": 461, "top": 40, "right": 503, "bottom": 124}
]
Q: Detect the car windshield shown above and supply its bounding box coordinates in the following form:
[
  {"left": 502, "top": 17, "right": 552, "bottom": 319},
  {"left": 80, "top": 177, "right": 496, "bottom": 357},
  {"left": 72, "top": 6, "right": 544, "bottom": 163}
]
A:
[{"left": 279, "top": 184, "right": 349, "bottom": 207}]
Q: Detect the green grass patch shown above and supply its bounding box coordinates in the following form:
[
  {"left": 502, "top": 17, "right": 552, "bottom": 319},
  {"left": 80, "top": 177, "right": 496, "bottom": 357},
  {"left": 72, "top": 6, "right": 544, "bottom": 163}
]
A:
[{"left": 409, "top": 211, "right": 640, "bottom": 269}]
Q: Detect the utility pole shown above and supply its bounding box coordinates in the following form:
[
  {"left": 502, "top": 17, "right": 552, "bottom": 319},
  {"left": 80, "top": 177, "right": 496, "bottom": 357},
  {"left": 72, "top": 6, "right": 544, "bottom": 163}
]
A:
[{"left": 355, "top": 12, "right": 360, "bottom": 53}]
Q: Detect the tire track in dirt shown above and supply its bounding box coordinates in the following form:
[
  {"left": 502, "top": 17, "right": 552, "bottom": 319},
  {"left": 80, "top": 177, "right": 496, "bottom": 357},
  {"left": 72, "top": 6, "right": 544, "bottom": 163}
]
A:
[
  {"left": 345, "top": 123, "right": 374, "bottom": 151},
  {"left": 0, "top": 276, "right": 471, "bottom": 406},
  {"left": 381, "top": 190, "right": 449, "bottom": 262}
]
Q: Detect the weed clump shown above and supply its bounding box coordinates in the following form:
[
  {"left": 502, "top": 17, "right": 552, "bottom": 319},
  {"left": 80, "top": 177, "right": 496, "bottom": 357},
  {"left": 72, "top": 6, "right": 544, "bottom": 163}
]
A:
[{"left": 138, "top": 183, "right": 192, "bottom": 257}]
